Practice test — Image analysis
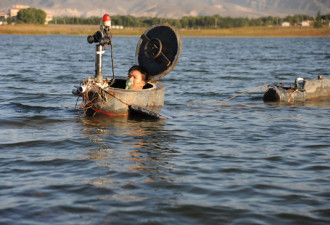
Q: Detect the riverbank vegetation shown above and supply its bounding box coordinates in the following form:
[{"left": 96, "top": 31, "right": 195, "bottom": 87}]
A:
[
  {"left": 1, "top": 11, "right": 329, "bottom": 37},
  {"left": 0, "top": 24, "right": 329, "bottom": 37},
  {"left": 49, "top": 13, "right": 330, "bottom": 29}
]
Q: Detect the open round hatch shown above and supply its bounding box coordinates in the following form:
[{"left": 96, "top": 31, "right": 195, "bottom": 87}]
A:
[{"left": 136, "top": 24, "right": 182, "bottom": 81}]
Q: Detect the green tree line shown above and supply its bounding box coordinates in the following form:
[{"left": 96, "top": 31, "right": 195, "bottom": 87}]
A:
[
  {"left": 5, "top": 7, "right": 329, "bottom": 28},
  {"left": 50, "top": 13, "right": 330, "bottom": 28}
]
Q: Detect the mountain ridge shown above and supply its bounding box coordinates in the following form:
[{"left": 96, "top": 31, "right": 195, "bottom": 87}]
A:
[{"left": 1, "top": 0, "right": 329, "bottom": 18}]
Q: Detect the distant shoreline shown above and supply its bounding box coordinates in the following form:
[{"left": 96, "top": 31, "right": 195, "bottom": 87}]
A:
[{"left": 0, "top": 24, "right": 329, "bottom": 37}]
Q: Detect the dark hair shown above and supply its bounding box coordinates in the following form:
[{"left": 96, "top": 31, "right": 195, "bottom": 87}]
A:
[{"left": 128, "top": 65, "right": 149, "bottom": 82}]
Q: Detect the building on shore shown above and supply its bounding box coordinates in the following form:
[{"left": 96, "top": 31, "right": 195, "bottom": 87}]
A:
[
  {"left": 112, "top": 25, "right": 124, "bottom": 29},
  {"left": 298, "top": 21, "right": 311, "bottom": 26},
  {"left": 280, "top": 22, "right": 290, "bottom": 27},
  {"left": 45, "top": 13, "right": 53, "bottom": 24},
  {"left": 9, "top": 4, "right": 30, "bottom": 17},
  {"left": 0, "top": 12, "right": 9, "bottom": 21}
]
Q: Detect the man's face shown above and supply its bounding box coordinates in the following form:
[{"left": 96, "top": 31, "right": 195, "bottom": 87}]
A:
[{"left": 127, "top": 70, "right": 146, "bottom": 90}]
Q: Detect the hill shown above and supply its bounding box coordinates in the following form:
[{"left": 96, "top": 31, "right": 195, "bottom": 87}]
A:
[{"left": 1, "top": 0, "right": 329, "bottom": 18}]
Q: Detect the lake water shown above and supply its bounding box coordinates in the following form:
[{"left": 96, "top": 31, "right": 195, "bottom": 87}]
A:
[{"left": 0, "top": 34, "right": 329, "bottom": 225}]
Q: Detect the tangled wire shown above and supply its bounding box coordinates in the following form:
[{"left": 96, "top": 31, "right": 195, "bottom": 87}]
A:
[{"left": 186, "top": 84, "right": 269, "bottom": 107}]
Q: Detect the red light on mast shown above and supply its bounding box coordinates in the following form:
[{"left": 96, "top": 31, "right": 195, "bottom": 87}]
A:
[{"left": 103, "top": 14, "right": 111, "bottom": 27}]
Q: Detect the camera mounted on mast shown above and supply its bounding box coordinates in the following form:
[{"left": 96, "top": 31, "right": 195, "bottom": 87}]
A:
[
  {"left": 86, "top": 14, "right": 115, "bottom": 83},
  {"left": 87, "top": 14, "right": 112, "bottom": 46}
]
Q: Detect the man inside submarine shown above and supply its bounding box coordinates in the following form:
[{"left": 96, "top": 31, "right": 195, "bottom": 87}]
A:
[{"left": 125, "top": 65, "right": 150, "bottom": 90}]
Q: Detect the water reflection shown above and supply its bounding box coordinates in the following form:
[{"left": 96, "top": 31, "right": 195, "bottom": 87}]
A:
[
  {"left": 80, "top": 116, "right": 175, "bottom": 185},
  {"left": 264, "top": 98, "right": 330, "bottom": 109}
]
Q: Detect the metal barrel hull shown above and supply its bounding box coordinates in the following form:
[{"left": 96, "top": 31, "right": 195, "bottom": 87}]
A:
[{"left": 81, "top": 78, "right": 165, "bottom": 117}]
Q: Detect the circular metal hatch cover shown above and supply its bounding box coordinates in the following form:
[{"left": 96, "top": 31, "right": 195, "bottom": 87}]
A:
[{"left": 136, "top": 24, "right": 182, "bottom": 81}]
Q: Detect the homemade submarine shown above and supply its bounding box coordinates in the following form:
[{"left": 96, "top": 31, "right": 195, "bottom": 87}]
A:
[{"left": 72, "top": 14, "right": 181, "bottom": 118}]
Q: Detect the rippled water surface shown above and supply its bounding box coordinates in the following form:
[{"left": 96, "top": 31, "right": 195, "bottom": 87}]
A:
[{"left": 0, "top": 34, "right": 329, "bottom": 225}]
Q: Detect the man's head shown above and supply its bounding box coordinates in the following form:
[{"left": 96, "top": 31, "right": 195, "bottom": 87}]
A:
[{"left": 127, "top": 65, "right": 149, "bottom": 90}]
